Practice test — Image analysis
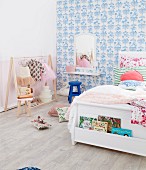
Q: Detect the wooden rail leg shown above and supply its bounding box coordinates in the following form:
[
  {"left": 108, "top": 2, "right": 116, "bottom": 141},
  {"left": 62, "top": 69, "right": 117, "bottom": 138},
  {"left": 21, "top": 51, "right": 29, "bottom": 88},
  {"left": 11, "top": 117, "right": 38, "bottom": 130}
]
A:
[
  {"left": 72, "top": 140, "right": 77, "bottom": 145},
  {"left": 4, "top": 58, "right": 13, "bottom": 111},
  {"left": 17, "top": 100, "right": 21, "bottom": 117},
  {"left": 27, "top": 101, "right": 31, "bottom": 117},
  {"left": 53, "top": 79, "right": 57, "bottom": 101},
  {"left": 25, "top": 101, "right": 27, "bottom": 113}
]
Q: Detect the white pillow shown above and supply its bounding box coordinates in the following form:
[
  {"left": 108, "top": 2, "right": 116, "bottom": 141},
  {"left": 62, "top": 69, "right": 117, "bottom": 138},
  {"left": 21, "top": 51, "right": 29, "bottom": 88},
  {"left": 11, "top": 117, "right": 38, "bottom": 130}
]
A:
[{"left": 118, "top": 80, "right": 145, "bottom": 90}]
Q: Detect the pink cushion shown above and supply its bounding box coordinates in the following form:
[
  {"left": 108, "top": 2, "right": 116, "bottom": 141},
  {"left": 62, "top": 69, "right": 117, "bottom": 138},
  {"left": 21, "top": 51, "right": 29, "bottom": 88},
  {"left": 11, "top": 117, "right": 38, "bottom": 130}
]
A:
[
  {"left": 66, "top": 65, "right": 76, "bottom": 72},
  {"left": 77, "top": 58, "right": 91, "bottom": 68},
  {"left": 120, "top": 70, "right": 144, "bottom": 81},
  {"left": 48, "top": 104, "right": 67, "bottom": 117}
]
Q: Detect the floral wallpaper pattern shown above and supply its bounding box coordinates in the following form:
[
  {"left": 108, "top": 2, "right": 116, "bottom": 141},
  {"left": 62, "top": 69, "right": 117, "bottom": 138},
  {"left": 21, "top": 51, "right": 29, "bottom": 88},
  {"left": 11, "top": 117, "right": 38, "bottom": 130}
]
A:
[{"left": 56, "top": 0, "right": 146, "bottom": 90}]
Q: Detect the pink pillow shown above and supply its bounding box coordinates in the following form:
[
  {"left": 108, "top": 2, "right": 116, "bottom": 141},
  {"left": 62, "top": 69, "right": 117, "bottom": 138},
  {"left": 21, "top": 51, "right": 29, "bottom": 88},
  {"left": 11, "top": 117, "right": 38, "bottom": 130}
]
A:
[
  {"left": 66, "top": 65, "right": 76, "bottom": 72},
  {"left": 48, "top": 104, "right": 67, "bottom": 117},
  {"left": 77, "top": 58, "right": 91, "bottom": 68},
  {"left": 120, "top": 70, "right": 144, "bottom": 81}
]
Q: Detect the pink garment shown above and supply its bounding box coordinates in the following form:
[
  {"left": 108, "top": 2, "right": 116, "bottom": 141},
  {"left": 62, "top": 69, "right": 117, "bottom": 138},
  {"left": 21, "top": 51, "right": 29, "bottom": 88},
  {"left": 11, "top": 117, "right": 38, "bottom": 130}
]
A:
[
  {"left": 41, "top": 63, "right": 56, "bottom": 83},
  {"left": 77, "top": 58, "right": 91, "bottom": 68}
]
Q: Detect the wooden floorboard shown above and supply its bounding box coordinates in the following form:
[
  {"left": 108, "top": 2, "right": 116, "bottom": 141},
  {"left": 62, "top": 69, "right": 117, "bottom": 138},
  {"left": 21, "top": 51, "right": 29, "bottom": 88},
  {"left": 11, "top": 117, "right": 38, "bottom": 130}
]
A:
[{"left": 0, "top": 96, "right": 146, "bottom": 170}]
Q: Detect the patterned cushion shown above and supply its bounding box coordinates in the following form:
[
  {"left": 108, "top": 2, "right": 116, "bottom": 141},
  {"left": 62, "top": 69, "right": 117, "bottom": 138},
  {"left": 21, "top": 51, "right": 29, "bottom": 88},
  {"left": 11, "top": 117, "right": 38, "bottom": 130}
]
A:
[
  {"left": 114, "top": 67, "right": 146, "bottom": 85},
  {"left": 120, "top": 55, "right": 146, "bottom": 68},
  {"left": 56, "top": 107, "right": 69, "bottom": 123},
  {"left": 48, "top": 104, "right": 67, "bottom": 117},
  {"left": 119, "top": 80, "right": 145, "bottom": 90}
]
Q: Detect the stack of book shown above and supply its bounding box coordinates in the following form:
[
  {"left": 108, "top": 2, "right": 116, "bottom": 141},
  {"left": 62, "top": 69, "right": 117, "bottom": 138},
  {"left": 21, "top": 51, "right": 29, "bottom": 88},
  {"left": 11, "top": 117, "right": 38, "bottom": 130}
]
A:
[{"left": 79, "top": 115, "right": 121, "bottom": 133}]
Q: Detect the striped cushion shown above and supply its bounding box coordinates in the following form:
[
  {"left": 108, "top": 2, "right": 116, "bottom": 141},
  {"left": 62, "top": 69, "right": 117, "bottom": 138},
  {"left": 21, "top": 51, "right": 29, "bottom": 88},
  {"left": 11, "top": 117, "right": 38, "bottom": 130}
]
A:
[{"left": 114, "top": 67, "right": 146, "bottom": 85}]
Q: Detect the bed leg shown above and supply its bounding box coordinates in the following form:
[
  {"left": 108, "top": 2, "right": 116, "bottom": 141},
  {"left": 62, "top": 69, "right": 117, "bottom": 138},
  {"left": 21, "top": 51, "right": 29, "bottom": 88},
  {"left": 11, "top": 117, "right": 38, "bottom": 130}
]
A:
[{"left": 72, "top": 140, "right": 77, "bottom": 145}]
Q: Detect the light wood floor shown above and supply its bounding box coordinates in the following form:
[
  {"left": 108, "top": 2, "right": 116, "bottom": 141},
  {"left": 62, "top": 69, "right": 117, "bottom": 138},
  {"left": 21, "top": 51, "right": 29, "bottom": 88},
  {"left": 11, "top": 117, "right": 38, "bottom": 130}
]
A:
[{"left": 1, "top": 96, "right": 146, "bottom": 170}]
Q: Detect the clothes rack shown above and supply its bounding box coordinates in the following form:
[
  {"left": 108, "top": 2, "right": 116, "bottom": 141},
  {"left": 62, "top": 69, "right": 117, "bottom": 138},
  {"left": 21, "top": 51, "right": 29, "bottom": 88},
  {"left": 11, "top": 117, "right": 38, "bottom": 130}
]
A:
[{"left": 4, "top": 55, "right": 57, "bottom": 111}]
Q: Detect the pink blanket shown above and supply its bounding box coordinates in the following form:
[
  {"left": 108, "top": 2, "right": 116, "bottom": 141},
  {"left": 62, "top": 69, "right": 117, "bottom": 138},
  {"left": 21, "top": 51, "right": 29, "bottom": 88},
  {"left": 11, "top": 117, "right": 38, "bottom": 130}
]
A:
[
  {"left": 79, "top": 93, "right": 132, "bottom": 104},
  {"left": 66, "top": 85, "right": 146, "bottom": 120},
  {"left": 74, "top": 85, "right": 146, "bottom": 105}
]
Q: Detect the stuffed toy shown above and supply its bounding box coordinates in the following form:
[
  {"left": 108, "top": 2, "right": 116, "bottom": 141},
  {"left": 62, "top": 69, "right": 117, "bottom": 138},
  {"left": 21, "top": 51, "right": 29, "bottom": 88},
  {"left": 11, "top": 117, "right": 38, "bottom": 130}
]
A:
[{"left": 31, "top": 116, "right": 51, "bottom": 130}]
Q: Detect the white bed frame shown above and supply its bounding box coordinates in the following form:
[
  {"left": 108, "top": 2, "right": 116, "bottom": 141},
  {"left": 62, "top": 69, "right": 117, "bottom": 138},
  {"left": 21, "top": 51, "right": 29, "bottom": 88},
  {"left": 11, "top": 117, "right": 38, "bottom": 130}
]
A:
[
  {"left": 71, "top": 51, "right": 146, "bottom": 156},
  {"left": 71, "top": 102, "right": 146, "bottom": 156}
]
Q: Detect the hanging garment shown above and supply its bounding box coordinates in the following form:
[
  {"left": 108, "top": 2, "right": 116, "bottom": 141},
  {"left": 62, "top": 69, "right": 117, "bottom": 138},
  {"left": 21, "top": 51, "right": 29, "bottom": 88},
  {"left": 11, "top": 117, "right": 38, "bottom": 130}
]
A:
[
  {"left": 17, "top": 66, "right": 35, "bottom": 86},
  {"left": 27, "top": 59, "right": 45, "bottom": 81},
  {"left": 41, "top": 63, "right": 56, "bottom": 84}
]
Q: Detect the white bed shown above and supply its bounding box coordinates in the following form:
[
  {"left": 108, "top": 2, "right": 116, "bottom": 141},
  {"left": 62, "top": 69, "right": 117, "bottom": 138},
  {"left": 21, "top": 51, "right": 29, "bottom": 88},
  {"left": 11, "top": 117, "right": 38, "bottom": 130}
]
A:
[{"left": 68, "top": 51, "right": 146, "bottom": 156}]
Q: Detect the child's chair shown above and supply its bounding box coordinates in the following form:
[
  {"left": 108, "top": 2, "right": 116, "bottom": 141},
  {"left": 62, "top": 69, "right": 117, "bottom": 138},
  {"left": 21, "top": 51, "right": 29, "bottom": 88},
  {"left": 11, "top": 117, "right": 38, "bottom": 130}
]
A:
[
  {"left": 68, "top": 81, "right": 82, "bottom": 103},
  {"left": 17, "top": 86, "right": 33, "bottom": 117},
  {"left": 17, "top": 98, "right": 33, "bottom": 117}
]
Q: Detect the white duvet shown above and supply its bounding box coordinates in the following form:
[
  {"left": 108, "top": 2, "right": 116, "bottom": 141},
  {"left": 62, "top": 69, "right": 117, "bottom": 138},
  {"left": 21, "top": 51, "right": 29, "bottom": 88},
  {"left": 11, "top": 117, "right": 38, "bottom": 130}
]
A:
[{"left": 78, "top": 85, "right": 146, "bottom": 104}]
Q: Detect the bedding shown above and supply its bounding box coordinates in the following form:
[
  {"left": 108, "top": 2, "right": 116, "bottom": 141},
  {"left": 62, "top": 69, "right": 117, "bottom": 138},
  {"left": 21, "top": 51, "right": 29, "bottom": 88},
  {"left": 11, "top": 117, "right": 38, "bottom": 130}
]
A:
[
  {"left": 120, "top": 55, "right": 146, "bottom": 68},
  {"left": 120, "top": 70, "right": 144, "bottom": 81},
  {"left": 118, "top": 80, "right": 145, "bottom": 90},
  {"left": 68, "top": 85, "right": 146, "bottom": 107},
  {"left": 66, "top": 85, "right": 146, "bottom": 132},
  {"left": 130, "top": 99, "right": 146, "bottom": 127},
  {"left": 114, "top": 67, "right": 146, "bottom": 85}
]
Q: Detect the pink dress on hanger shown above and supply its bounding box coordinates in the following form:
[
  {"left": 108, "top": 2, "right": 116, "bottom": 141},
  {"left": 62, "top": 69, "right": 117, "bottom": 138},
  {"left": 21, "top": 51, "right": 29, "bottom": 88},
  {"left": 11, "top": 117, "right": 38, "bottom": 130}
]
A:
[{"left": 41, "top": 63, "right": 56, "bottom": 84}]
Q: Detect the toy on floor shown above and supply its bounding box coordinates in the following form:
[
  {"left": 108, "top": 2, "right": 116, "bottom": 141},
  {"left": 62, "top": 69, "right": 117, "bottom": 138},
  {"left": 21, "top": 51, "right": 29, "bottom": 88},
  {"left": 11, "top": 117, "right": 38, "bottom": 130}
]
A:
[{"left": 31, "top": 116, "right": 51, "bottom": 130}]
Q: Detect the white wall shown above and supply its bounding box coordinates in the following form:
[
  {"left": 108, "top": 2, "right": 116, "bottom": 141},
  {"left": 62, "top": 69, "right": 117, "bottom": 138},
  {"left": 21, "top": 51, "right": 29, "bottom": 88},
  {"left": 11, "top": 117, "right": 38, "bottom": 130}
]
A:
[
  {"left": 0, "top": 62, "right": 3, "bottom": 112},
  {"left": 0, "top": 0, "right": 56, "bottom": 111}
]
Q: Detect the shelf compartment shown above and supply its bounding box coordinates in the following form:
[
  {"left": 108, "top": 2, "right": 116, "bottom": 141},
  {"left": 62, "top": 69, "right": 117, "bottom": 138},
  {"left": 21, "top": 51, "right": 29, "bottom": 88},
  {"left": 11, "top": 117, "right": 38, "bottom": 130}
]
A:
[{"left": 74, "top": 127, "right": 146, "bottom": 156}]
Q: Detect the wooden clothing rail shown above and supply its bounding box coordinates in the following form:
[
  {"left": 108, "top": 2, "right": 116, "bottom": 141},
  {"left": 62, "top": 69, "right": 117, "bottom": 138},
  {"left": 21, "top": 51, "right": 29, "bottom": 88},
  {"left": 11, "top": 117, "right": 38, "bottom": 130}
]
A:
[{"left": 4, "top": 55, "right": 57, "bottom": 111}]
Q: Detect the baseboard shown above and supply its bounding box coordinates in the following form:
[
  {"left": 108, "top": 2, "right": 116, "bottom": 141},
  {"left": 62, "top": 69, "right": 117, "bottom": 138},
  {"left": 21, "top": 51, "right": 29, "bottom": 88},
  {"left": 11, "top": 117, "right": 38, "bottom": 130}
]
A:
[
  {"left": 7, "top": 103, "right": 17, "bottom": 110},
  {"left": 0, "top": 103, "right": 17, "bottom": 112},
  {"left": 0, "top": 107, "right": 4, "bottom": 113}
]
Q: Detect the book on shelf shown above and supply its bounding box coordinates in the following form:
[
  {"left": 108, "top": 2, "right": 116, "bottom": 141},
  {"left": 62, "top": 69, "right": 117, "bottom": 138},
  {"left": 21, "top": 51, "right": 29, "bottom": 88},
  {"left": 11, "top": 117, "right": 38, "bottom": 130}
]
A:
[
  {"left": 79, "top": 116, "right": 97, "bottom": 130},
  {"left": 98, "top": 115, "right": 121, "bottom": 133},
  {"left": 79, "top": 116, "right": 108, "bottom": 132},
  {"left": 94, "top": 121, "right": 108, "bottom": 132}
]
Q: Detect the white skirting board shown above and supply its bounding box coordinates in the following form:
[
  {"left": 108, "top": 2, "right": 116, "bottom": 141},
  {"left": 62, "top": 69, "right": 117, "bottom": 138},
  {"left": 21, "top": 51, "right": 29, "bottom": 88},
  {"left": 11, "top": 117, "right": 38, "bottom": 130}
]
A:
[
  {"left": 0, "top": 107, "right": 4, "bottom": 113},
  {"left": 7, "top": 103, "right": 17, "bottom": 108},
  {"left": 0, "top": 103, "right": 17, "bottom": 113}
]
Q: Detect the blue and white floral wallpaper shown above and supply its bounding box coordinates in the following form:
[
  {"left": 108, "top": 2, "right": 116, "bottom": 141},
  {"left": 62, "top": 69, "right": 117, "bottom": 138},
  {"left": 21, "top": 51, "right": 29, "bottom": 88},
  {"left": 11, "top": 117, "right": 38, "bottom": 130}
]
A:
[{"left": 56, "top": 0, "right": 146, "bottom": 90}]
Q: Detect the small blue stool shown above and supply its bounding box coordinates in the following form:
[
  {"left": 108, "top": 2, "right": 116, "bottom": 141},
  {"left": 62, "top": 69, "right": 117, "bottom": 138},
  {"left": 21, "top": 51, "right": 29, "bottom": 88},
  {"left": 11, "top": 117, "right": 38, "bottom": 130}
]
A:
[{"left": 68, "top": 81, "right": 82, "bottom": 103}]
